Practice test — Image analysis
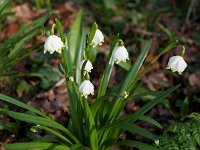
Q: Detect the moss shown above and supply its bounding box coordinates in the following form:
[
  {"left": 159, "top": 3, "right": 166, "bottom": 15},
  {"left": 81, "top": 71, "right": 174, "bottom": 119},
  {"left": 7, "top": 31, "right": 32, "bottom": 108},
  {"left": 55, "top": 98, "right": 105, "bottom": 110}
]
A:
[{"left": 154, "top": 113, "right": 200, "bottom": 150}]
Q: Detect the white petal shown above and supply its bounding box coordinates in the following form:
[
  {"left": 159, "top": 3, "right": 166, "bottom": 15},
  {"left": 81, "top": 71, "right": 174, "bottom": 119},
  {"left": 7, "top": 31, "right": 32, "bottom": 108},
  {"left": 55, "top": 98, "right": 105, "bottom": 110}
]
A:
[
  {"left": 166, "top": 55, "right": 187, "bottom": 74},
  {"left": 113, "top": 46, "right": 129, "bottom": 63},
  {"left": 80, "top": 60, "right": 93, "bottom": 72},
  {"left": 167, "top": 56, "right": 180, "bottom": 71},
  {"left": 44, "top": 36, "right": 54, "bottom": 51},
  {"left": 44, "top": 35, "right": 64, "bottom": 54},
  {"left": 91, "top": 29, "right": 104, "bottom": 47},
  {"left": 176, "top": 57, "right": 187, "bottom": 74},
  {"left": 79, "top": 80, "right": 94, "bottom": 96}
]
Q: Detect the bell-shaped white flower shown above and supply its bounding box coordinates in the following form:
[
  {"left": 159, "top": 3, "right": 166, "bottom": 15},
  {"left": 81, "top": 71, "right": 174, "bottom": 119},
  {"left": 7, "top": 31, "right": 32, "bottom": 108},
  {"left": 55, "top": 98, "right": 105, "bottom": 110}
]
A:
[
  {"left": 80, "top": 60, "right": 93, "bottom": 72},
  {"left": 91, "top": 29, "right": 104, "bottom": 48},
  {"left": 112, "top": 46, "right": 129, "bottom": 64},
  {"left": 44, "top": 35, "right": 64, "bottom": 54},
  {"left": 79, "top": 80, "right": 94, "bottom": 98},
  {"left": 166, "top": 56, "right": 187, "bottom": 74}
]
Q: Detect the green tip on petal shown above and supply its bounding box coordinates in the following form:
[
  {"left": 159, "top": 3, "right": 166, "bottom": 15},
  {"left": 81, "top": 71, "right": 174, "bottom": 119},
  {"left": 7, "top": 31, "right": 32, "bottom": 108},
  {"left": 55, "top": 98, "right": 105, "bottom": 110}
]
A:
[
  {"left": 84, "top": 94, "right": 88, "bottom": 98},
  {"left": 172, "top": 68, "right": 176, "bottom": 72},
  {"left": 49, "top": 50, "right": 54, "bottom": 54},
  {"left": 119, "top": 39, "right": 124, "bottom": 46},
  {"left": 115, "top": 59, "right": 120, "bottom": 64},
  {"left": 178, "top": 71, "right": 183, "bottom": 74},
  {"left": 57, "top": 48, "right": 61, "bottom": 53}
]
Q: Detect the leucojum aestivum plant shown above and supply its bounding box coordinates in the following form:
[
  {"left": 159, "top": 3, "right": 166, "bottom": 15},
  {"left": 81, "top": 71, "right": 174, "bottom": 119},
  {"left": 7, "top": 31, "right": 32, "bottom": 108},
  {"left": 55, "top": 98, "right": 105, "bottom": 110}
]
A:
[{"left": 0, "top": 10, "right": 187, "bottom": 150}]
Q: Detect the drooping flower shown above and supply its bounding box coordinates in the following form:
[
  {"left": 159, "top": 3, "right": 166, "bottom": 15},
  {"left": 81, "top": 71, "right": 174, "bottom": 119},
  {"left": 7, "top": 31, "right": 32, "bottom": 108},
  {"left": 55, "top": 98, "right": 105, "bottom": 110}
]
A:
[
  {"left": 79, "top": 80, "right": 94, "bottom": 98},
  {"left": 80, "top": 60, "right": 93, "bottom": 72},
  {"left": 112, "top": 46, "right": 129, "bottom": 64},
  {"left": 166, "top": 56, "right": 187, "bottom": 74},
  {"left": 44, "top": 35, "right": 64, "bottom": 54},
  {"left": 91, "top": 29, "right": 104, "bottom": 48}
]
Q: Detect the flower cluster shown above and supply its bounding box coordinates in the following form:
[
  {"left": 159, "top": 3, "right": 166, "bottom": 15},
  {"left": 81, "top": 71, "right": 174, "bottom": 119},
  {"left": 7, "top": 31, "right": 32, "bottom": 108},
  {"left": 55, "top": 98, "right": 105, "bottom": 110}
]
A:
[{"left": 44, "top": 24, "right": 187, "bottom": 98}]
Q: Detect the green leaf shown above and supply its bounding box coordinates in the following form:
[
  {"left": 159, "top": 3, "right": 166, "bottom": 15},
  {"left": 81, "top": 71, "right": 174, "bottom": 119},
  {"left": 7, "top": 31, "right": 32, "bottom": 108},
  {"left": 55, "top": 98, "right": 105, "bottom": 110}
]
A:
[
  {"left": 115, "top": 140, "right": 157, "bottom": 150},
  {"left": 0, "top": 0, "right": 11, "bottom": 14},
  {"left": 0, "top": 26, "right": 42, "bottom": 72},
  {"left": 0, "top": 93, "right": 47, "bottom": 118},
  {"left": 39, "top": 126, "right": 73, "bottom": 145},
  {"left": 120, "top": 114, "right": 162, "bottom": 129},
  {"left": 180, "top": 96, "right": 189, "bottom": 120},
  {"left": 70, "top": 144, "right": 85, "bottom": 150},
  {"left": 0, "top": 109, "right": 79, "bottom": 144},
  {"left": 97, "top": 34, "right": 119, "bottom": 98},
  {"left": 82, "top": 97, "right": 98, "bottom": 150},
  {"left": 118, "top": 61, "right": 131, "bottom": 71},
  {"left": 75, "top": 31, "right": 86, "bottom": 85},
  {"left": 67, "top": 81, "right": 84, "bottom": 143},
  {"left": 135, "top": 85, "right": 180, "bottom": 117},
  {"left": 4, "top": 142, "right": 70, "bottom": 150},
  {"left": 62, "top": 35, "right": 73, "bottom": 73},
  {"left": 87, "top": 22, "right": 98, "bottom": 46},
  {"left": 0, "top": 11, "right": 52, "bottom": 52},
  {"left": 55, "top": 18, "right": 64, "bottom": 41},
  {"left": 16, "top": 80, "right": 30, "bottom": 97},
  {"left": 158, "top": 23, "right": 174, "bottom": 42},
  {"left": 116, "top": 122, "right": 157, "bottom": 140},
  {"left": 68, "top": 9, "right": 83, "bottom": 65},
  {"left": 36, "top": 65, "right": 60, "bottom": 89}
]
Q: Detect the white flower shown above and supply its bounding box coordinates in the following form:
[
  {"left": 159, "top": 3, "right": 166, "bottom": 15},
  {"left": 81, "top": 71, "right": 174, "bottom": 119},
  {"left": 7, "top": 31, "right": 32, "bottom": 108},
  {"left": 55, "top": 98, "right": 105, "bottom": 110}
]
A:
[
  {"left": 166, "top": 56, "right": 187, "bottom": 74},
  {"left": 91, "top": 29, "right": 104, "bottom": 48},
  {"left": 80, "top": 60, "right": 93, "bottom": 72},
  {"left": 112, "top": 46, "right": 129, "bottom": 64},
  {"left": 79, "top": 80, "right": 94, "bottom": 98},
  {"left": 44, "top": 35, "right": 64, "bottom": 54},
  {"left": 69, "top": 76, "right": 74, "bottom": 82}
]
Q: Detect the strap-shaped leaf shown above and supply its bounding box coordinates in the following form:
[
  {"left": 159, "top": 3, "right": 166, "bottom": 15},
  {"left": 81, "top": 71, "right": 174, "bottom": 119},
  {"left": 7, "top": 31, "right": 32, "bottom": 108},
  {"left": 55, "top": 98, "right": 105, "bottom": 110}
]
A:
[
  {"left": 68, "top": 9, "right": 83, "bottom": 65},
  {"left": 82, "top": 97, "right": 98, "bottom": 150},
  {"left": 120, "top": 114, "right": 162, "bottom": 129},
  {"left": 4, "top": 142, "right": 69, "bottom": 150},
  {"left": 0, "top": 109, "right": 80, "bottom": 144},
  {"left": 116, "top": 122, "right": 157, "bottom": 140},
  {"left": 116, "top": 140, "right": 157, "bottom": 150},
  {"left": 0, "top": 0, "right": 11, "bottom": 14},
  {"left": 0, "top": 93, "right": 47, "bottom": 118},
  {"left": 97, "top": 34, "right": 119, "bottom": 98},
  {"left": 39, "top": 126, "right": 73, "bottom": 145}
]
